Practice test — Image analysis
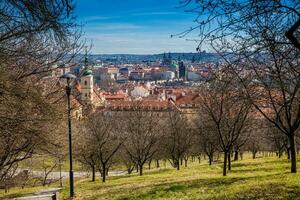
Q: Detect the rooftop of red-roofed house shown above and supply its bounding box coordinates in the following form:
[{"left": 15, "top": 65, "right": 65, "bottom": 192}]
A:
[
  {"left": 107, "top": 100, "right": 172, "bottom": 111},
  {"left": 104, "top": 93, "right": 128, "bottom": 101},
  {"left": 175, "top": 93, "right": 200, "bottom": 108},
  {"left": 70, "top": 95, "right": 82, "bottom": 109}
]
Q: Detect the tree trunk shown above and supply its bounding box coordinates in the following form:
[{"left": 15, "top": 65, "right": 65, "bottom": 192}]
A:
[
  {"left": 156, "top": 159, "right": 160, "bottom": 168},
  {"left": 148, "top": 160, "right": 152, "bottom": 170},
  {"left": 177, "top": 160, "right": 180, "bottom": 170},
  {"left": 4, "top": 184, "right": 8, "bottom": 193},
  {"left": 209, "top": 156, "right": 212, "bottom": 165},
  {"left": 198, "top": 156, "right": 201, "bottom": 164},
  {"left": 279, "top": 152, "right": 282, "bottom": 158},
  {"left": 208, "top": 153, "right": 213, "bottom": 165},
  {"left": 102, "top": 167, "right": 106, "bottom": 183},
  {"left": 289, "top": 135, "right": 297, "bottom": 173},
  {"left": 99, "top": 168, "right": 103, "bottom": 177},
  {"left": 287, "top": 148, "right": 291, "bottom": 160},
  {"left": 92, "top": 165, "right": 95, "bottom": 182},
  {"left": 180, "top": 158, "right": 183, "bottom": 166},
  {"left": 127, "top": 166, "right": 133, "bottom": 174},
  {"left": 234, "top": 150, "right": 239, "bottom": 161},
  {"left": 252, "top": 151, "right": 256, "bottom": 159},
  {"left": 139, "top": 164, "right": 143, "bottom": 176},
  {"left": 228, "top": 151, "right": 231, "bottom": 171},
  {"left": 184, "top": 158, "right": 188, "bottom": 167},
  {"left": 223, "top": 151, "right": 228, "bottom": 176}
]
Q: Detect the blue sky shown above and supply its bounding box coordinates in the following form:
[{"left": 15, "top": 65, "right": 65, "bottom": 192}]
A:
[{"left": 75, "top": 0, "right": 198, "bottom": 54}]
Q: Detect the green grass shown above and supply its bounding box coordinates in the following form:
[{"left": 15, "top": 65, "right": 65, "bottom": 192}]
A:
[{"left": 1, "top": 154, "right": 300, "bottom": 200}]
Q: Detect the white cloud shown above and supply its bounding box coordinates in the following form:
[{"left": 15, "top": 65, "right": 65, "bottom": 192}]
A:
[
  {"left": 79, "top": 16, "right": 113, "bottom": 22},
  {"left": 131, "top": 11, "right": 180, "bottom": 16}
]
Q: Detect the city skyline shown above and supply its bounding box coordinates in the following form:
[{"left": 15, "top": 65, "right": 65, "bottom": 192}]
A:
[{"left": 76, "top": 0, "right": 198, "bottom": 54}]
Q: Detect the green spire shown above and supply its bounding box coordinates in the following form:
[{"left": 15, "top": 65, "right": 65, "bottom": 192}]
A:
[
  {"left": 82, "top": 47, "right": 92, "bottom": 76},
  {"left": 82, "top": 69, "right": 93, "bottom": 76},
  {"left": 84, "top": 47, "right": 88, "bottom": 68}
]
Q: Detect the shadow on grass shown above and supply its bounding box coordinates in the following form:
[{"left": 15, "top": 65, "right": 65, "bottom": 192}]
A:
[
  {"left": 114, "top": 172, "right": 294, "bottom": 200},
  {"left": 230, "top": 166, "right": 281, "bottom": 173},
  {"left": 114, "top": 177, "right": 243, "bottom": 200},
  {"left": 230, "top": 183, "right": 300, "bottom": 200}
]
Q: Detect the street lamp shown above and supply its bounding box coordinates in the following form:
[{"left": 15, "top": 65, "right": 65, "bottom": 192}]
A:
[{"left": 61, "top": 73, "right": 76, "bottom": 197}]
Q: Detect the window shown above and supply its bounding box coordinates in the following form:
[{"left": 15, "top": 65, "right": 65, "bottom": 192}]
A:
[{"left": 84, "top": 80, "right": 87, "bottom": 85}]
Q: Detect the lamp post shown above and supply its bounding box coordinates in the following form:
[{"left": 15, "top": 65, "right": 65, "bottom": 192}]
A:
[{"left": 61, "top": 73, "right": 76, "bottom": 197}]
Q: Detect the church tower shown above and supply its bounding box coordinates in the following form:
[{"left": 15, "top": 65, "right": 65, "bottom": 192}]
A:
[
  {"left": 80, "top": 49, "right": 93, "bottom": 102},
  {"left": 81, "top": 69, "right": 93, "bottom": 102}
]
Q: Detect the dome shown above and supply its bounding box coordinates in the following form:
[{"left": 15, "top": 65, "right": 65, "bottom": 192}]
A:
[
  {"left": 170, "top": 63, "right": 177, "bottom": 68},
  {"left": 82, "top": 69, "right": 93, "bottom": 76}
]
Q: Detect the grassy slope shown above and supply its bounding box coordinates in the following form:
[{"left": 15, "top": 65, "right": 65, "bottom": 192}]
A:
[{"left": 1, "top": 155, "right": 300, "bottom": 200}]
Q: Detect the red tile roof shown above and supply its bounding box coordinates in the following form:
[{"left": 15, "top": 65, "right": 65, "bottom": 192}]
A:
[
  {"left": 107, "top": 100, "right": 171, "bottom": 111},
  {"left": 104, "top": 93, "right": 128, "bottom": 100}
]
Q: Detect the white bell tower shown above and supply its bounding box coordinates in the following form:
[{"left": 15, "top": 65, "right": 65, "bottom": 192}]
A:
[{"left": 81, "top": 69, "right": 93, "bottom": 101}]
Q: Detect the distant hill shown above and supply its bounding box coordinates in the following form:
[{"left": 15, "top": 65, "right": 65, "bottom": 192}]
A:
[{"left": 77, "top": 52, "right": 226, "bottom": 63}]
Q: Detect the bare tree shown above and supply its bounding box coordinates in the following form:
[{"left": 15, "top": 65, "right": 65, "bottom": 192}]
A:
[
  {"left": 265, "top": 122, "right": 289, "bottom": 158},
  {"left": 79, "top": 111, "right": 123, "bottom": 183},
  {"left": 0, "top": 71, "right": 66, "bottom": 182},
  {"left": 121, "top": 107, "right": 162, "bottom": 176},
  {"left": 0, "top": 0, "right": 83, "bottom": 184},
  {"left": 75, "top": 136, "right": 98, "bottom": 182},
  {"left": 164, "top": 110, "right": 195, "bottom": 170},
  {"left": 39, "top": 158, "right": 58, "bottom": 186},
  {"left": 178, "top": 1, "right": 300, "bottom": 50},
  {"left": 198, "top": 71, "right": 252, "bottom": 176},
  {"left": 179, "top": 0, "right": 300, "bottom": 173},
  {"left": 0, "top": 0, "right": 83, "bottom": 79},
  {"left": 196, "top": 115, "right": 218, "bottom": 165},
  {"left": 246, "top": 133, "right": 262, "bottom": 160},
  {"left": 117, "top": 147, "right": 136, "bottom": 175},
  {"left": 232, "top": 135, "right": 248, "bottom": 161}
]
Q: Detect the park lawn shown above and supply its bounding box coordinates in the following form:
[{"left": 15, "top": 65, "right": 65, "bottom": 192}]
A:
[
  {"left": 60, "top": 155, "right": 300, "bottom": 200},
  {"left": 1, "top": 155, "right": 300, "bottom": 200}
]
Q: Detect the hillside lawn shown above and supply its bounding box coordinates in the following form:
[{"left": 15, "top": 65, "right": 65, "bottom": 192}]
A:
[{"left": 1, "top": 154, "right": 300, "bottom": 200}]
